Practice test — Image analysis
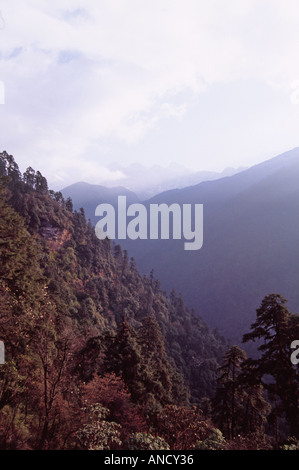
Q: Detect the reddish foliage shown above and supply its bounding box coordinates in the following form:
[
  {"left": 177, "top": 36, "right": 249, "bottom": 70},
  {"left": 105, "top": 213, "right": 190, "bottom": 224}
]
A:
[{"left": 81, "top": 373, "right": 146, "bottom": 441}]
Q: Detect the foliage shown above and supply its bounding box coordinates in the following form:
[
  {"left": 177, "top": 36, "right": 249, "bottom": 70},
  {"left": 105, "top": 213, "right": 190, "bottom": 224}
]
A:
[
  {"left": 212, "top": 294, "right": 299, "bottom": 448},
  {"left": 243, "top": 294, "right": 299, "bottom": 440},
  {"left": 225, "top": 433, "right": 273, "bottom": 450},
  {"left": 196, "top": 428, "right": 226, "bottom": 450},
  {"left": 75, "top": 404, "right": 121, "bottom": 450},
  {"left": 280, "top": 437, "right": 299, "bottom": 450},
  {"left": 0, "top": 151, "right": 224, "bottom": 449},
  {"left": 154, "top": 404, "right": 212, "bottom": 450},
  {"left": 126, "top": 432, "right": 170, "bottom": 450},
  {"left": 1, "top": 151, "right": 298, "bottom": 451}
]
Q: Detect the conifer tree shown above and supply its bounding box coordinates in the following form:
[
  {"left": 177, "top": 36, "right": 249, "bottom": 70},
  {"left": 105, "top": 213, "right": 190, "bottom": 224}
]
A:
[
  {"left": 243, "top": 294, "right": 299, "bottom": 439},
  {"left": 212, "top": 345, "right": 247, "bottom": 439},
  {"left": 105, "top": 317, "right": 145, "bottom": 403},
  {"left": 138, "top": 315, "right": 172, "bottom": 405}
]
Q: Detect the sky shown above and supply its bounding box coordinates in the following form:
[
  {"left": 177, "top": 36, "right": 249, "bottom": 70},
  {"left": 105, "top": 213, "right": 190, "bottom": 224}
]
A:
[{"left": 1, "top": 0, "right": 299, "bottom": 189}]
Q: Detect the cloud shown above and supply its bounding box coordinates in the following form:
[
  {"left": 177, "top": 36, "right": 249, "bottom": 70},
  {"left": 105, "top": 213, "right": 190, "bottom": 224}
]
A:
[
  {"left": 1, "top": 0, "right": 299, "bottom": 181},
  {"left": 48, "top": 157, "right": 125, "bottom": 189},
  {"left": 0, "top": 10, "right": 5, "bottom": 30},
  {"left": 290, "top": 81, "right": 299, "bottom": 105}
]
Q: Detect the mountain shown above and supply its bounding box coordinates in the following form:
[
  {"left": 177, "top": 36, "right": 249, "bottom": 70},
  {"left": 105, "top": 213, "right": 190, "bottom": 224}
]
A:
[
  {"left": 59, "top": 148, "right": 299, "bottom": 346},
  {"left": 60, "top": 164, "right": 245, "bottom": 226},
  {"left": 0, "top": 151, "right": 227, "bottom": 451},
  {"left": 118, "top": 148, "right": 299, "bottom": 344},
  {"left": 99, "top": 162, "right": 245, "bottom": 200},
  {"left": 61, "top": 181, "right": 140, "bottom": 225},
  {"left": 2, "top": 150, "right": 299, "bottom": 449}
]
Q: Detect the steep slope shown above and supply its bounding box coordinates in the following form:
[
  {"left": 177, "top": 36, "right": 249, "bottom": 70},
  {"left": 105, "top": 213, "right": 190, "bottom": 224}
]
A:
[
  {"left": 120, "top": 148, "right": 299, "bottom": 344},
  {"left": 0, "top": 151, "right": 226, "bottom": 413},
  {"left": 61, "top": 181, "right": 140, "bottom": 225}
]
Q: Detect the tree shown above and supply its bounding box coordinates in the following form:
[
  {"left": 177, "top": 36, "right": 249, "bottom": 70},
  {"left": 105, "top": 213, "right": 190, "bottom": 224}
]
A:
[
  {"left": 0, "top": 152, "right": 228, "bottom": 449},
  {"left": 138, "top": 315, "right": 189, "bottom": 412},
  {"left": 243, "top": 294, "right": 299, "bottom": 440},
  {"left": 65, "top": 197, "right": 73, "bottom": 213},
  {"left": 23, "top": 167, "right": 36, "bottom": 187},
  {"left": 81, "top": 372, "right": 146, "bottom": 442},
  {"left": 196, "top": 428, "right": 226, "bottom": 450},
  {"left": 138, "top": 316, "right": 171, "bottom": 391},
  {"left": 34, "top": 170, "right": 48, "bottom": 193},
  {"left": 104, "top": 317, "right": 145, "bottom": 404},
  {"left": 75, "top": 404, "right": 121, "bottom": 450},
  {"left": 212, "top": 346, "right": 247, "bottom": 439},
  {"left": 0, "top": 151, "right": 21, "bottom": 181},
  {"left": 155, "top": 404, "right": 211, "bottom": 450},
  {"left": 238, "top": 363, "right": 270, "bottom": 436},
  {"left": 33, "top": 321, "right": 75, "bottom": 449},
  {"left": 126, "top": 432, "right": 169, "bottom": 450}
]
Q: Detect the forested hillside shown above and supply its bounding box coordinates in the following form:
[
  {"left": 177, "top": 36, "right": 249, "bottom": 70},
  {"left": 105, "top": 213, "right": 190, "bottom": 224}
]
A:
[
  {"left": 1, "top": 151, "right": 299, "bottom": 451},
  {"left": 120, "top": 148, "right": 299, "bottom": 345},
  {"left": 61, "top": 181, "right": 140, "bottom": 226},
  {"left": 0, "top": 151, "right": 226, "bottom": 449}
]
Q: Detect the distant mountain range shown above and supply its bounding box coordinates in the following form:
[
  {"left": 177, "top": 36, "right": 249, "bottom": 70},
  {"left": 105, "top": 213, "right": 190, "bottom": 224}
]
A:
[
  {"left": 61, "top": 148, "right": 299, "bottom": 345},
  {"left": 61, "top": 163, "right": 244, "bottom": 225},
  {"left": 98, "top": 162, "right": 246, "bottom": 200}
]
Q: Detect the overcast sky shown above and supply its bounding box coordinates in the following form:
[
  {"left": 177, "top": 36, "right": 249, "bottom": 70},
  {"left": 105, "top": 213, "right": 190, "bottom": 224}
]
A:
[{"left": 1, "top": 0, "right": 299, "bottom": 188}]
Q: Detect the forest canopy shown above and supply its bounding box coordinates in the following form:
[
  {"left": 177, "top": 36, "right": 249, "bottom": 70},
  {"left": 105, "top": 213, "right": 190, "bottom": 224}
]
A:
[{"left": 0, "top": 150, "right": 298, "bottom": 451}]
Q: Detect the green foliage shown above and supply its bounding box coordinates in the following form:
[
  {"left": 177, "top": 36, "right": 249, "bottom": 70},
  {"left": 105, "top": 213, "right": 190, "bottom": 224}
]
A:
[
  {"left": 243, "top": 294, "right": 299, "bottom": 439},
  {"left": 2, "top": 151, "right": 298, "bottom": 450},
  {"left": 154, "top": 404, "right": 211, "bottom": 450},
  {"left": 75, "top": 404, "right": 121, "bottom": 450},
  {"left": 126, "top": 432, "right": 170, "bottom": 450},
  {"left": 212, "top": 346, "right": 248, "bottom": 439},
  {"left": 280, "top": 437, "right": 299, "bottom": 450},
  {"left": 212, "top": 294, "right": 299, "bottom": 448},
  {"left": 196, "top": 428, "right": 226, "bottom": 450},
  {"left": 0, "top": 151, "right": 225, "bottom": 449}
]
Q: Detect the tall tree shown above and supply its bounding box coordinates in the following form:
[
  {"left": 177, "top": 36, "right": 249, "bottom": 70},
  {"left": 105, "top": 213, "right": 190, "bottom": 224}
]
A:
[
  {"left": 243, "top": 293, "right": 299, "bottom": 440},
  {"left": 212, "top": 345, "right": 247, "bottom": 439},
  {"left": 138, "top": 314, "right": 189, "bottom": 409},
  {"left": 105, "top": 317, "right": 145, "bottom": 404}
]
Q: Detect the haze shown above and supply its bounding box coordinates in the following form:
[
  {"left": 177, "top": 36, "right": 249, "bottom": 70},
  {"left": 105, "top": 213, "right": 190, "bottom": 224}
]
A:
[{"left": 1, "top": 0, "right": 299, "bottom": 189}]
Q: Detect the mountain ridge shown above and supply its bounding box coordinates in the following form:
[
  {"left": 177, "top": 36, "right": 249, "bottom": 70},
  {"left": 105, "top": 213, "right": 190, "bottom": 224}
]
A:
[
  {"left": 127, "top": 147, "right": 299, "bottom": 343},
  {"left": 59, "top": 147, "right": 299, "bottom": 345}
]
